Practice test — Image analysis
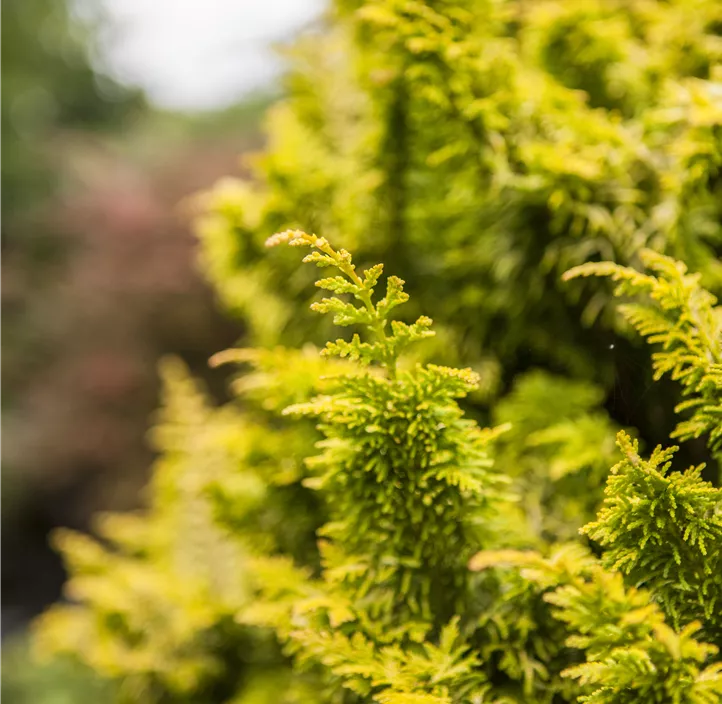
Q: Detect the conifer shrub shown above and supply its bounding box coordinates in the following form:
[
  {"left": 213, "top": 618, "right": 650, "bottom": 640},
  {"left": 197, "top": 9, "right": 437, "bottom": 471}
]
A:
[
  {"left": 194, "top": 0, "right": 721, "bottom": 388},
  {"left": 31, "top": 0, "right": 722, "bottom": 702},
  {"left": 34, "top": 233, "right": 722, "bottom": 703}
]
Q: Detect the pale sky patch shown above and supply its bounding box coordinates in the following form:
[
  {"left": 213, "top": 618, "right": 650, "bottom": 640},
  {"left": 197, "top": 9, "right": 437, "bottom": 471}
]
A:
[{"left": 92, "top": 0, "right": 325, "bottom": 111}]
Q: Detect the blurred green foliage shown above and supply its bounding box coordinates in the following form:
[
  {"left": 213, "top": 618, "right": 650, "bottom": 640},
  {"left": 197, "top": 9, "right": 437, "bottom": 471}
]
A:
[
  {"left": 2, "top": 637, "right": 116, "bottom": 704},
  {"left": 2, "top": 0, "right": 259, "bottom": 692},
  {"left": 193, "top": 0, "right": 722, "bottom": 465}
]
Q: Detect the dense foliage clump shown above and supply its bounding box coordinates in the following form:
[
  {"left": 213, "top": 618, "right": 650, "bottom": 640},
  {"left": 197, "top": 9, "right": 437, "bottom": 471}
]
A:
[
  {"left": 31, "top": 1, "right": 722, "bottom": 703},
  {"left": 35, "top": 232, "right": 722, "bottom": 703}
]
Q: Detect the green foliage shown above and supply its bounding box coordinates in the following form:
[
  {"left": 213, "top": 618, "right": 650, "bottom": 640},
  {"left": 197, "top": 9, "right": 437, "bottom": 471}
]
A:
[
  {"left": 226, "top": 234, "right": 506, "bottom": 703},
  {"left": 492, "top": 371, "right": 620, "bottom": 543},
  {"left": 582, "top": 431, "right": 722, "bottom": 645},
  {"left": 548, "top": 571, "right": 722, "bottom": 704},
  {"left": 30, "top": 0, "right": 722, "bottom": 703},
  {"left": 265, "top": 229, "right": 436, "bottom": 371},
  {"left": 565, "top": 249, "right": 722, "bottom": 464},
  {"left": 473, "top": 545, "right": 722, "bottom": 703},
  {"left": 265, "top": 232, "right": 509, "bottom": 627},
  {"left": 194, "top": 0, "right": 722, "bottom": 385},
  {"left": 34, "top": 360, "right": 257, "bottom": 701},
  {"left": 36, "top": 232, "right": 722, "bottom": 703}
]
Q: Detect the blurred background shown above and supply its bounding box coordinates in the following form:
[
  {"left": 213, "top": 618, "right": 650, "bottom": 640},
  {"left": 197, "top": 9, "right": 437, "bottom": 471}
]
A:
[{"left": 2, "top": 0, "right": 321, "bottom": 673}]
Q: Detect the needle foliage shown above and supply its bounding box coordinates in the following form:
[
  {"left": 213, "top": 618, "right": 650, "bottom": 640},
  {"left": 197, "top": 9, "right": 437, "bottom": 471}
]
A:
[{"left": 31, "top": 0, "right": 722, "bottom": 702}]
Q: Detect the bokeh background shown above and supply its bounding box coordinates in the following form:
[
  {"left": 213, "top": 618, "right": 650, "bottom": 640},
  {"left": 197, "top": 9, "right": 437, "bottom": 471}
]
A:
[{"left": 2, "top": 0, "right": 320, "bottom": 686}]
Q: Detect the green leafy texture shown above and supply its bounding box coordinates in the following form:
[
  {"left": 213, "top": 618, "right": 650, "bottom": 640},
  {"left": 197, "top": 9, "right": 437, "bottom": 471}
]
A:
[
  {"left": 265, "top": 229, "right": 436, "bottom": 374},
  {"left": 564, "top": 249, "right": 722, "bottom": 467},
  {"left": 469, "top": 545, "right": 596, "bottom": 703},
  {"left": 32, "top": 359, "right": 331, "bottom": 704},
  {"left": 252, "top": 597, "right": 489, "bottom": 704},
  {"left": 493, "top": 370, "right": 621, "bottom": 543},
  {"left": 32, "top": 241, "right": 722, "bottom": 703},
  {"left": 248, "top": 231, "right": 508, "bottom": 701},
  {"left": 28, "top": 1, "right": 722, "bottom": 700},
  {"left": 190, "top": 0, "right": 722, "bottom": 519},
  {"left": 547, "top": 569, "right": 722, "bottom": 704},
  {"left": 194, "top": 0, "right": 722, "bottom": 392},
  {"left": 207, "top": 345, "right": 346, "bottom": 566},
  {"left": 472, "top": 545, "right": 722, "bottom": 703},
  {"left": 33, "top": 342, "right": 371, "bottom": 703},
  {"left": 210, "top": 344, "right": 340, "bottom": 414},
  {"left": 581, "top": 431, "right": 722, "bottom": 646},
  {"left": 33, "top": 360, "right": 258, "bottom": 702}
]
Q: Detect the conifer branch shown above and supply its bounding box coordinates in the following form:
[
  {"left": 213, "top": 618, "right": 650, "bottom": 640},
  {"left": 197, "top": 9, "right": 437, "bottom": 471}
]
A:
[
  {"left": 267, "top": 229, "right": 435, "bottom": 376},
  {"left": 581, "top": 431, "right": 722, "bottom": 645},
  {"left": 267, "top": 229, "right": 509, "bottom": 626},
  {"left": 564, "top": 249, "right": 722, "bottom": 462}
]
